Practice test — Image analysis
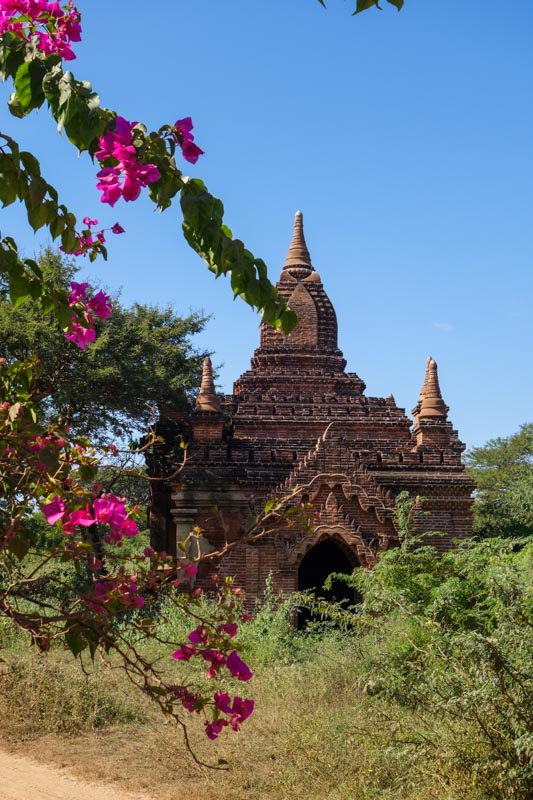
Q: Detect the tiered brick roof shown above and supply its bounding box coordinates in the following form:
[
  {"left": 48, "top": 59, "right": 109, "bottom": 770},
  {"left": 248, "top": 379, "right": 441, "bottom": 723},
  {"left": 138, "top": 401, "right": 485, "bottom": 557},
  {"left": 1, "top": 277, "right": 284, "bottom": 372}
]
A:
[{"left": 149, "top": 212, "right": 474, "bottom": 600}]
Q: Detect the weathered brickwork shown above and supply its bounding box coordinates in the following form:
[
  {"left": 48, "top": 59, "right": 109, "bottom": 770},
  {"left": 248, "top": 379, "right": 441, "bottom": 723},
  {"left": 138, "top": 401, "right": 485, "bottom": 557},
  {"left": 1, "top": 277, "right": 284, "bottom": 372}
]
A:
[{"left": 149, "top": 211, "right": 474, "bottom": 600}]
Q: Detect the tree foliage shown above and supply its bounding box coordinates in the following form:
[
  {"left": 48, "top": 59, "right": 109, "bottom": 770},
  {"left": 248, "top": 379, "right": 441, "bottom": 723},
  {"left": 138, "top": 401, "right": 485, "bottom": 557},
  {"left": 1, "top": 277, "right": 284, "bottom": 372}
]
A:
[
  {"left": 465, "top": 423, "right": 533, "bottom": 538},
  {"left": 0, "top": 248, "right": 208, "bottom": 443}
]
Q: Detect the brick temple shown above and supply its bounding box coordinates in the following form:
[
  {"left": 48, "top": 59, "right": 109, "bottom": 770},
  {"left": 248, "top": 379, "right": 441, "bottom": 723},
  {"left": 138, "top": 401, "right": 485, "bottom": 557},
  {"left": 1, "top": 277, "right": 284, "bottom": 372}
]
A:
[{"left": 149, "top": 212, "right": 474, "bottom": 600}]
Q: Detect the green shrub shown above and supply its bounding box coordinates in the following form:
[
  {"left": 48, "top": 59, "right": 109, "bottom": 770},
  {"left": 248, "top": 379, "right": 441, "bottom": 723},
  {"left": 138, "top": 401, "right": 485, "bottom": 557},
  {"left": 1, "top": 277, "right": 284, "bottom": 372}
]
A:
[{"left": 353, "top": 537, "right": 533, "bottom": 800}]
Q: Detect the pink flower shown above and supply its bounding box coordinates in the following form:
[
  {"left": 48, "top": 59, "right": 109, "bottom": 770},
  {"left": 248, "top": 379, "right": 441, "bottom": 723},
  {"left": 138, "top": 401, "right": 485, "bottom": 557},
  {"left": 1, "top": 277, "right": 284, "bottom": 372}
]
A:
[
  {"left": 95, "top": 117, "right": 161, "bottom": 206},
  {"left": 205, "top": 719, "right": 227, "bottom": 741},
  {"left": 213, "top": 691, "right": 232, "bottom": 713},
  {"left": 68, "top": 281, "right": 89, "bottom": 305},
  {"left": 201, "top": 649, "right": 226, "bottom": 678},
  {"left": 95, "top": 168, "right": 123, "bottom": 207},
  {"left": 64, "top": 317, "right": 96, "bottom": 350},
  {"left": 172, "top": 644, "right": 198, "bottom": 662},
  {"left": 226, "top": 651, "right": 253, "bottom": 681},
  {"left": 188, "top": 625, "right": 209, "bottom": 645},
  {"left": 87, "top": 290, "right": 112, "bottom": 321},
  {"left": 182, "top": 140, "right": 204, "bottom": 165},
  {"left": 119, "top": 519, "right": 138, "bottom": 538},
  {"left": 182, "top": 562, "right": 198, "bottom": 579},
  {"left": 94, "top": 496, "right": 127, "bottom": 528},
  {"left": 171, "top": 686, "right": 202, "bottom": 713},
  {"left": 69, "top": 508, "right": 96, "bottom": 527},
  {"left": 111, "top": 222, "right": 125, "bottom": 234},
  {"left": 217, "top": 621, "right": 238, "bottom": 638},
  {"left": 229, "top": 696, "right": 255, "bottom": 730},
  {"left": 82, "top": 216, "right": 98, "bottom": 226},
  {"left": 1, "top": 1, "right": 82, "bottom": 60},
  {"left": 174, "top": 118, "right": 194, "bottom": 140},
  {"left": 172, "top": 117, "right": 204, "bottom": 164},
  {"left": 42, "top": 495, "right": 66, "bottom": 525}
]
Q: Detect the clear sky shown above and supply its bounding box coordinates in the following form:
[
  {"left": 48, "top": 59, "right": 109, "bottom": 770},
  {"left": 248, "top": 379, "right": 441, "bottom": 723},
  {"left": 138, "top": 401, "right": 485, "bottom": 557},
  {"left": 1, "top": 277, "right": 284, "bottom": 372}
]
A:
[{"left": 2, "top": 0, "right": 532, "bottom": 450}]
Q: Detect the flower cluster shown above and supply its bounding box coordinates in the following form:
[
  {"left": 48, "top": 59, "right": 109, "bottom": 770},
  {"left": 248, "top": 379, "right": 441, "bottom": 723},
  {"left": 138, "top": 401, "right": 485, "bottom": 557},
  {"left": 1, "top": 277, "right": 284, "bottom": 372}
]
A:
[
  {"left": 64, "top": 280, "right": 112, "bottom": 350},
  {"left": 95, "top": 117, "right": 161, "bottom": 207},
  {"left": 71, "top": 216, "right": 125, "bottom": 257},
  {"left": 0, "top": 0, "right": 81, "bottom": 61},
  {"left": 206, "top": 692, "right": 255, "bottom": 740},
  {"left": 172, "top": 117, "right": 204, "bottom": 165},
  {"left": 171, "top": 617, "right": 254, "bottom": 740},
  {"left": 42, "top": 492, "right": 138, "bottom": 542},
  {"left": 171, "top": 560, "right": 198, "bottom": 586},
  {"left": 86, "top": 569, "right": 144, "bottom": 614}
]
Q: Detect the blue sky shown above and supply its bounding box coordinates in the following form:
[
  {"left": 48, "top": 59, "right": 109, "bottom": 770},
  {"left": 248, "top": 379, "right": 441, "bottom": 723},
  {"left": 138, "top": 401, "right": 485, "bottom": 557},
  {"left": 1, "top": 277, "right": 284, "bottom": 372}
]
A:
[{"left": 2, "top": 0, "right": 532, "bottom": 450}]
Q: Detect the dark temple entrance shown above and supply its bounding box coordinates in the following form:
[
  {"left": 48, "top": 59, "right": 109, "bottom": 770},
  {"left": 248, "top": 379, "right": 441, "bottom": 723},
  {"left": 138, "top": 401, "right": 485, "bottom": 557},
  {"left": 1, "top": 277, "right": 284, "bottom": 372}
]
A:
[{"left": 297, "top": 538, "right": 360, "bottom": 628}]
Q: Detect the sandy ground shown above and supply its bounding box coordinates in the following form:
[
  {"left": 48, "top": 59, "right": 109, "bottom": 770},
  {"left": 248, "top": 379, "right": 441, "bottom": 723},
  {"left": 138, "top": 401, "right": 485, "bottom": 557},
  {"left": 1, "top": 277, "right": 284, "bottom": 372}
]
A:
[{"left": 0, "top": 748, "right": 153, "bottom": 800}]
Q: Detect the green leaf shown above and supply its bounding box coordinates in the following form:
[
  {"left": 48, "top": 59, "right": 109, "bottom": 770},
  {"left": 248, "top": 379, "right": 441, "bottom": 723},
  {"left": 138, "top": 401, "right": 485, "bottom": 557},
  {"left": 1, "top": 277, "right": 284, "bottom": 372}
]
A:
[
  {"left": 65, "top": 627, "right": 87, "bottom": 658},
  {"left": 28, "top": 177, "right": 48, "bottom": 208},
  {"left": 9, "top": 274, "right": 31, "bottom": 306},
  {"left": 7, "top": 91, "right": 24, "bottom": 118},
  {"left": 27, "top": 203, "right": 49, "bottom": 232},
  {"left": 7, "top": 534, "right": 30, "bottom": 561},
  {"left": 387, "top": 0, "right": 404, "bottom": 9},
  {"left": 78, "top": 463, "right": 98, "bottom": 483},
  {"left": 49, "top": 216, "right": 65, "bottom": 239},
  {"left": 354, "top": 0, "right": 379, "bottom": 14},
  {"left": 0, "top": 170, "right": 19, "bottom": 206},
  {"left": 20, "top": 151, "right": 41, "bottom": 176},
  {"left": 61, "top": 227, "right": 77, "bottom": 253},
  {"left": 12, "top": 59, "right": 47, "bottom": 115}
]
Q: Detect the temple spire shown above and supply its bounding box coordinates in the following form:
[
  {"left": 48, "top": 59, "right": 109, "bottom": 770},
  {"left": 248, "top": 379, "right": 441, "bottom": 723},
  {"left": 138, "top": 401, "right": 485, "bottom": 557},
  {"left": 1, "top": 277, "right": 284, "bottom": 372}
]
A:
[
  {"left": 418, "top": 356, "right": 448, "bottom": 419},
  {"left": 195, "top": 356, "right": 221, "bottom": 413},
  {"left": 283, "top": 210, "right": 313, "bottom": 270}
]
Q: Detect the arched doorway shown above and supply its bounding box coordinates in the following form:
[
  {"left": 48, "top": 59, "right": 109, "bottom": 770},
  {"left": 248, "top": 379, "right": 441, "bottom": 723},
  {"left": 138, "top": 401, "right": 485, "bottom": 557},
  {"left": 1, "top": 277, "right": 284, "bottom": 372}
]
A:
[{"left": 297, "top": 538, "right": 361, "bottom": 628}]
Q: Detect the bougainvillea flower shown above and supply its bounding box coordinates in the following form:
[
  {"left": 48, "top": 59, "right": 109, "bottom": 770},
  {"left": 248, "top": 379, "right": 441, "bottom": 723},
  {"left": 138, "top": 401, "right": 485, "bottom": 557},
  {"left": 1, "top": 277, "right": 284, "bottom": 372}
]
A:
[
  {"left": 111, "top": 222, "right": 125, "bottom": 234},
  {"left": 174, "top": 117, "right": 194, "bottom": 140},
  {"left": 181, "top": 140, "right": 204, "bottom": 165},
  {"left": 182, "top": 562, "right": 198, "bottom": 579},
  {"left": 172, "top": 644, "right": 198, "bottom": 661},
  {"left": 173, "top": 117, "right": 204, "bottom": 164},
  {"left": 95, "top": 168, "right": 123, "bottom": 207},
  {"left": 213, "top": 691, "right": 232, "bottom": 714},
  {"left": 226, "top": 650, "right": 253, "bottom": 681},
  {"left": 64, "top": 317, "right": 96, "bottom": 349},
  {"left": 94, "top": 496, "right": 127, "bottom": 528},
  {"left": 69, "top": 508, "right": 96, "bottom": 527},
  {"left": 188, "top": 625, "right": 209, "bottom": 645},
  {"left": 201, "top": 648, "right": 226, "bottom": 678},
  {"left": 95, "top": 117, "right": 161, "bottom": 206},
  {"left": 205, "top": 719, "right": 228, "bottom": 741},
  {"left": 217, "top": 621, "right": 238, "bottom": 638},
  {"left": 87, "top": 290, "right": 112, "bottom": 321},
  {"left": 119, "top": 519, "right": 139, "bottom": 538},
  {"left": 229, "top": 696, "right": 255, "bottom": 730},
  {"left": 42, "top": 495, "right": 66, "bottom": 525},
  {"left": 171, "top": 686, "right": 202, "bottom": 713},
  {"left": 68, "top": 281, "right": 89, "bottom": 305}
]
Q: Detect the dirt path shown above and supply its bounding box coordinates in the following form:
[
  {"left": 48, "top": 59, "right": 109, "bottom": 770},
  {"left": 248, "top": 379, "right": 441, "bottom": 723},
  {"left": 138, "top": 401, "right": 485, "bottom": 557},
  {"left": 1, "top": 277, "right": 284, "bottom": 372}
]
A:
[{"left": 0, "top": 748, "right": 153, "bottom": 800}]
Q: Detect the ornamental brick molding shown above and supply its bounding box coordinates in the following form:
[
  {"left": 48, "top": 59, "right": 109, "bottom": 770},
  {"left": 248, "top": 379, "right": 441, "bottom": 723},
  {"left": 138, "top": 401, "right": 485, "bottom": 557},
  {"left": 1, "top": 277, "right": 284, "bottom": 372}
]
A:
[{"left": 148, "top": 211, "right": 474, "bottom": 601}]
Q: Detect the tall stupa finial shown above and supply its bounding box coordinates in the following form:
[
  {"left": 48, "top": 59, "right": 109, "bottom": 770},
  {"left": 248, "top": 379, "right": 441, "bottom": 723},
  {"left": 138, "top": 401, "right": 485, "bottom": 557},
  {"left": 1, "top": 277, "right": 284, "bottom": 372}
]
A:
[
  {"left": 418, "top": 356, "right": 448, "bottom": 419},
  {"left": 283, "top": 210, "right": 313, "bottom": 270},
  {"left": 195, "top": 356, "right": 221, "bottom": 413}
]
